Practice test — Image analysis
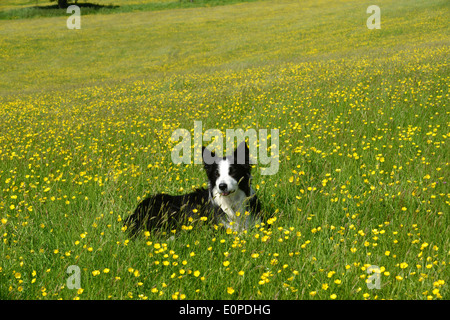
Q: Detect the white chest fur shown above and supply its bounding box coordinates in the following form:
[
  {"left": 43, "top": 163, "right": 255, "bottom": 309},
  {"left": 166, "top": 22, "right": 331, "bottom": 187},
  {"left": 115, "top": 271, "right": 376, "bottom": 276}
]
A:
[
  {"left": 211, "top": 189, "right": 259, "bottom": 231},
  {"left": 212, "top": 188, "right": 246, "bottom": 219}
]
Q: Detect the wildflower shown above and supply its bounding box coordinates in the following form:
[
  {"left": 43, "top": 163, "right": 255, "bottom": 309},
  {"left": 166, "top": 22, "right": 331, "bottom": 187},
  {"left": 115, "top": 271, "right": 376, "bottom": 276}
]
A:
[
  {"left": 433, "top": 280, "right": 445, "bottom": 287},
  {"left": 267, "top": 217, "right": 277, "bottom": 225},
  {"left": 227, "top": 287, "right": 235, "bottom": 295}
]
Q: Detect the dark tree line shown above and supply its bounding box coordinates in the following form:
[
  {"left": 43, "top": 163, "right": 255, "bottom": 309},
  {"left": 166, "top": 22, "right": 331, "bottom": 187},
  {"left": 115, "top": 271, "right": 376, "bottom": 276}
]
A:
[{"left": 51, "top": 0, "right": 74, "bottom": 9}]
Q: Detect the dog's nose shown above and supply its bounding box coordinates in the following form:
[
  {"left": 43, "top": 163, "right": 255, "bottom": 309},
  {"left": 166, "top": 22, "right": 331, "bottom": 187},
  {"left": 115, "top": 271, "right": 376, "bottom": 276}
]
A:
[{"left": 219, "top": 183, "right": 227, "bottom": 191}]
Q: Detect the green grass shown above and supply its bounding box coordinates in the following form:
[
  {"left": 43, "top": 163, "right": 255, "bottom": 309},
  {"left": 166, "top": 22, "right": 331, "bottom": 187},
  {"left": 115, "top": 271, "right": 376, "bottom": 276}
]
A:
[{"left": 0, "top": 0, "right": 449, "bottom": 300}]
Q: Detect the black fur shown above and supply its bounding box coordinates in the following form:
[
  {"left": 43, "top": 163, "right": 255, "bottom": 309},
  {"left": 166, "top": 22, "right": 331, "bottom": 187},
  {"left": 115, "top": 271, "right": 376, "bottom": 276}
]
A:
[{"left": 124, "top": 143, "right": 261, "bottom": 236}]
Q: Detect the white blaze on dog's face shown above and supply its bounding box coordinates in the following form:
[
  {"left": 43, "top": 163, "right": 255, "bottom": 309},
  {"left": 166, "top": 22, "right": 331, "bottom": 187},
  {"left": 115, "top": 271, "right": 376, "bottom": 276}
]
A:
[
  {"left": 203, "top": 142, "right": 252, "bottom": 197},
  {"left": 216, "top": 158, "right": 238, "bottom": 196}
]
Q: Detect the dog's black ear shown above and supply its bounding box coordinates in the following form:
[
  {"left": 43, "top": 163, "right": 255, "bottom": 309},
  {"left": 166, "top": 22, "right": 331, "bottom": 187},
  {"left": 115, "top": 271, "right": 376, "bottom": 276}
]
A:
[
  {"left": 202, "top": 146, "right": 216, "bottom": 167},
  {"left": 234, "top": 141, "right": 250, "bottom": 165}
]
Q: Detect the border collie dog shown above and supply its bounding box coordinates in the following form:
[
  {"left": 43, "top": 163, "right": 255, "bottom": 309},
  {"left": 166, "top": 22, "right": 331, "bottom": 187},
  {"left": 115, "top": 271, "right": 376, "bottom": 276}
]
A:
[{"left": 124, "top": 142, "right": 261, "bottom": 235}]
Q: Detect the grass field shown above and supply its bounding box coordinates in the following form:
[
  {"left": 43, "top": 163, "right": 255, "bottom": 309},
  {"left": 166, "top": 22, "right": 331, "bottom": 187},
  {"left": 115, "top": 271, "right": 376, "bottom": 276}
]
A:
[{"left": 0, "top": 0, "right": 449, "bottom": 300}]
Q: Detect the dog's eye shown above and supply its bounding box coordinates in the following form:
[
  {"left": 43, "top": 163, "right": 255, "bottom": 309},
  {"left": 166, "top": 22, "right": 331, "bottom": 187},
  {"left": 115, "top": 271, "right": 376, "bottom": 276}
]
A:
[{"left": 214, "top": 171, "right": 220, "bottom": 178}]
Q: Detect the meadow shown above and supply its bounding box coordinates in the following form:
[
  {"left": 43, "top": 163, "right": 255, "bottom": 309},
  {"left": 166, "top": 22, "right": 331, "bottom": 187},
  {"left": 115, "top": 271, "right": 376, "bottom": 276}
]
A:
[{"left": 0, "top": 0, "right": 449, "bottom": 300}]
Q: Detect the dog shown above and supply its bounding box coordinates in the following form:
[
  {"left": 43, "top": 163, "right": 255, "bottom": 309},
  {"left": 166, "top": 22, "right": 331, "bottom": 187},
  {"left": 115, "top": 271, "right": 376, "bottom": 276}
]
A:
[{"left": 124, "top": 142, "right": 262, "bottom": 236}]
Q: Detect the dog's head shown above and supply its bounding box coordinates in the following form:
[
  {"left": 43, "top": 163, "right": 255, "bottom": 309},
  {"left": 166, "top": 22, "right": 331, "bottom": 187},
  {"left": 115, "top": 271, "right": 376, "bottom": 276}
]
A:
[{"left": 202, "top": 142, "right": 252, "bottom": 196}]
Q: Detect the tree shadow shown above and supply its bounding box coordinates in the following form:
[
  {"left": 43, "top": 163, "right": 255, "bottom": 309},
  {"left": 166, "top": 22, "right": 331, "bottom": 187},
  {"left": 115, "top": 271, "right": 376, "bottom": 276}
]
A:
[
  {"left": 33, "top": 3, "right": 119, "bottom": 10},
  {"left": 0, "top": 2, "right": 120, "bottom": 19}
]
